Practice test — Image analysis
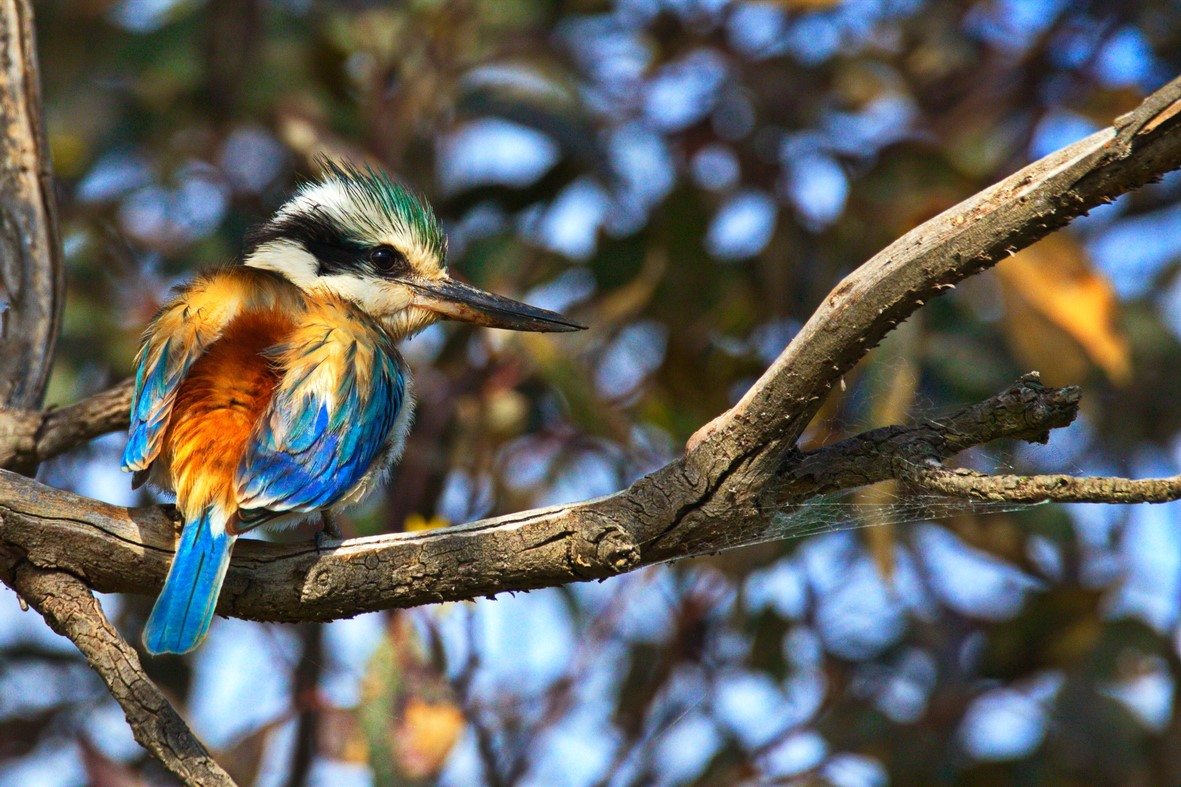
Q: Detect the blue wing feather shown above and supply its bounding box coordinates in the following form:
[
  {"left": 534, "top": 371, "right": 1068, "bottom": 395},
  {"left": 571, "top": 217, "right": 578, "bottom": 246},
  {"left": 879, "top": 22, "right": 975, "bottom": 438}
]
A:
[
  {"left": 121, "top": 267, "right": 309, "bottom": 481},
  {"left": 235, "top": 335, "right": 405, "bottom": 523},
  {"left": 122, "top": 338, "right": 202, "bottom": 475}
]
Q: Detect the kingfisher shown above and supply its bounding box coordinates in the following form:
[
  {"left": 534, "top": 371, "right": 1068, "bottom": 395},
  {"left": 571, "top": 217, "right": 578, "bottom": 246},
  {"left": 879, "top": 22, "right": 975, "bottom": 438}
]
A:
[{"left": 122, "top": 159, "right": 583, "bottom": 655}]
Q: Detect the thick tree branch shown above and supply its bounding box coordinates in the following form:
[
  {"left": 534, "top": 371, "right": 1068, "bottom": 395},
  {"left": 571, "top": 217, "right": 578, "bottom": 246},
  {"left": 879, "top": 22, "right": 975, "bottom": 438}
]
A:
[
  {"left": 2, "top": 77, "right": 1181, "bottom": 632},
  {"left": 0, "top": 0, "right": 62, "bottom": 411},
  {"left": 0, "top": 374, "right": 1121, "bottom": 623},
  {"left": 0, "top": 379, "right": 132, "bottom": 468},
  {"left": 0, "top": 6, "right": 226, "bottom": 784},
  {"left": 0, "top": 563, "right": 235, "bottom": 785}
]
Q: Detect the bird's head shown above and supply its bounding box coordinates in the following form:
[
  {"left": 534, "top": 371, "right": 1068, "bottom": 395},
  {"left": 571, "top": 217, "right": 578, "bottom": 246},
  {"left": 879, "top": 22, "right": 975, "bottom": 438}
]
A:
[{"left": 243, "top": 158, "right": 584, "bottom": 339}]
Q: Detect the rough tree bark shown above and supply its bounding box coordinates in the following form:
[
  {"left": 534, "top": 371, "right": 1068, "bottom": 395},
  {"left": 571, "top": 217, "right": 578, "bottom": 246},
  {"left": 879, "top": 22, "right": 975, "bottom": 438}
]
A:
[
  {"left": 7, "top": 565, "right": 235, "bottom": 785},
  {"left": 0, "top": 0, "right": 60, "bottom": 412},
  {"left": 0, "top": 2, "right": 234, "bottom": 785},
  {"left": 4, "top": 75, "right": 1181, "bottom": 622},
  {"left": 3, "top": 11, "right": 1181, "bottom": 784}
]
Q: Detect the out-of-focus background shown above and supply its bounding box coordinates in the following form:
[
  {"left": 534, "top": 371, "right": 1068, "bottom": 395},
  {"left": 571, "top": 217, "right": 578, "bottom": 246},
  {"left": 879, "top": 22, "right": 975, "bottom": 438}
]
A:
[{"left": 6, "top": 0, "right": 1181, "bottom": 784}]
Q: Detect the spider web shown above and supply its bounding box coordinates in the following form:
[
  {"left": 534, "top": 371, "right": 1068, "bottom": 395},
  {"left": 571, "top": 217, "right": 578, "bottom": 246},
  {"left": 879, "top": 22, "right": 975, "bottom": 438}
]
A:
[{"left": 677, "top": 452, "right": 1048, "bottom": 558}]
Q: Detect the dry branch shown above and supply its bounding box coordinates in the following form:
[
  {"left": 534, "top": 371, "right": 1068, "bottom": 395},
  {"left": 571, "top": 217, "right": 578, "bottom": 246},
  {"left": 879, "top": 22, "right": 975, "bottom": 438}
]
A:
[
  {"left": 0, "top": 0, "right": 62, "bottom": 412},
  {"left": 909, "top": 464, "right": 1181, "bottom": 505},
  {"left": 0, "top": 379, "right": 132, "bottom": 468},
  {"left": 2, "top": 77, "right": 1181, "bottom": 631},
  {"left": 0, "top": 375, "right": 1132, "bottom": 623},
  {"left": 0, "top": 5, "right": 227, "bottom": 784},
  {"left": 775, "top": 374, "right": 1082, "bottom": 501},
  {"left": 1, "top": 563, "right": 236, "bottom": 785}
]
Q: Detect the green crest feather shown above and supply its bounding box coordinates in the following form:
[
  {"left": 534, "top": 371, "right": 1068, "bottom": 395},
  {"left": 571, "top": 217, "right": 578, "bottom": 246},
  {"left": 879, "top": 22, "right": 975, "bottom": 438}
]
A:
[{"left": 312, "top": 156, "right": 447, "bottom": 264}]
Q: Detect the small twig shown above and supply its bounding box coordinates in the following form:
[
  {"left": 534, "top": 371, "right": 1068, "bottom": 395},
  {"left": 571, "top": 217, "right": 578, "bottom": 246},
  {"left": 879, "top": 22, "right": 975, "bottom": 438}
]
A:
[
  {"left": 906, "top": 464, "right": 1181, "bottom": 505},
  {"left": 777, "top": 373, "right": 1082, "bottom": 502},
  {"left": 0, "top": 379, "right": 133, "bottom": 470},
  {"left": 2, "top": 563, "right": 236, "bottom": 786}
]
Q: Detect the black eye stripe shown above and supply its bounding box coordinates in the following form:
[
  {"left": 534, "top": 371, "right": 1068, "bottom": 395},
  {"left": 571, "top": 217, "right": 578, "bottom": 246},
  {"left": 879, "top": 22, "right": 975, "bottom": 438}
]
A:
[
  {"left": 244, "top": 210, "right": 415, "bottom": 278},
  {"left": 244, "top": 210, "right": 366, "bottom": 276},
  {"left": 305, "top": 239, "right": 361, "bottom": 271}
]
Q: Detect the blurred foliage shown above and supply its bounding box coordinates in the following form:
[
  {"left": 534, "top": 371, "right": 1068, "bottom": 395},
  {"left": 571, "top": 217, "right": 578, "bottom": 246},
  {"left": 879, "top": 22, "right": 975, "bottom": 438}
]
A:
[
  {"left": 998, "top": 234, "right": 1132, "bottom": 388},
  {"left": 7, "top": 0, "right": 1181, "bottom": 784}
]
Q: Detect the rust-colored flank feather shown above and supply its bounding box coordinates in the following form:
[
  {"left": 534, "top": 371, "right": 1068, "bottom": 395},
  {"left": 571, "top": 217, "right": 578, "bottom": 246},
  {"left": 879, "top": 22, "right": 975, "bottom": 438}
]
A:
[{"left": 162, "top": 309, "right": 296, "bottom": 532}]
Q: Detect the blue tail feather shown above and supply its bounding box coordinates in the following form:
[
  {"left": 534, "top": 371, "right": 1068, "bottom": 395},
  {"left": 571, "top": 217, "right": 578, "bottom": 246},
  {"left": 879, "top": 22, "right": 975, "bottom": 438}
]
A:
[{"left": 143, "top": 506, "right": 237, "bottom": 655}]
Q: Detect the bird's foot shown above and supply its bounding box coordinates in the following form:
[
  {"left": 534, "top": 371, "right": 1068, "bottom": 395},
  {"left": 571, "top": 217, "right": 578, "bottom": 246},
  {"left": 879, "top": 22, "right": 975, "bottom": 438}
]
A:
[
  {"left": 162, "top": 503, "right": 182, "bottom": 532},
  {"left": 315, "top": 511, "right": 344, "bottom": 553},
  {"left": 320, "top": 510, "right": 343, "bottom": 538},
  {"left": 314, "top": 530, "right": 339, "bottom": 554}
]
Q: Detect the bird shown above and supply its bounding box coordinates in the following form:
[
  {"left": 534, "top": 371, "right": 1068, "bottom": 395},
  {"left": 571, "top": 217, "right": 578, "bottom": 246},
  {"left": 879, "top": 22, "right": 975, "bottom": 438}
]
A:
[{"left": 122, "top": 159, "right": 584, "bottom": 655}]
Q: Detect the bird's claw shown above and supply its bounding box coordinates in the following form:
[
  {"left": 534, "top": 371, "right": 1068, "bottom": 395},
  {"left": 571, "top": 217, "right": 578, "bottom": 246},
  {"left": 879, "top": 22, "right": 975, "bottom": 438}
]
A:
[
  {"left": 315, "top": 511, "right": 344, "bottom": 554},
  {"left": 314, "top": 529, "right": 341, "bottom": 554}
]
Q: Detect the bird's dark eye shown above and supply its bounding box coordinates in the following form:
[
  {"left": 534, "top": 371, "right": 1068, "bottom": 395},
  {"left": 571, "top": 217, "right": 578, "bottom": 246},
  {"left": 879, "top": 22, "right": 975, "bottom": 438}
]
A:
[{"left": 368, "top": 245, "right": 407, "bottom": 275}]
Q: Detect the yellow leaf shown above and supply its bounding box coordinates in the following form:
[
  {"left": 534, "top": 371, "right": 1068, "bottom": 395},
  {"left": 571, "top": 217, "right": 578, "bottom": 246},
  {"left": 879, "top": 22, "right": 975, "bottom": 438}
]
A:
[
  {"left": 395, "top": 697, "right": 466, "bottom": 780},
  {"left": 403, "top": 513, "right": 451, "bottom": 532},
  {"left": 996, "top": 234, "right": 1132, "bottom": 386}
]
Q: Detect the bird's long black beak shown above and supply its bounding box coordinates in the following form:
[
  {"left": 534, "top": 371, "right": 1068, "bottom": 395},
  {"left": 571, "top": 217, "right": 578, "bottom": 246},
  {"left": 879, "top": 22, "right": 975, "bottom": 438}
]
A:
[{"left": 407, "top": 277, "right": 586, "bottom": 333}]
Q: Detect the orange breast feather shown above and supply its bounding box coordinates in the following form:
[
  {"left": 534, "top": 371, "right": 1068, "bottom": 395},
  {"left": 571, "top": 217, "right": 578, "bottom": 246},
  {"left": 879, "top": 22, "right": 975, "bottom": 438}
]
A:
[{"left": 163, "top": 309, "right": 296, "bottom": 520}]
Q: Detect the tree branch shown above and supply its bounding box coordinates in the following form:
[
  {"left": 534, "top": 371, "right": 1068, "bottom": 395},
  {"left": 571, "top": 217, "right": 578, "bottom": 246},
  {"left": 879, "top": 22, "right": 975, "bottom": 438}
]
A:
[
  {"left": 775, "top": 374, "right": 1082, "bottom": 502},
  {"left": 0, "top": 6, "right": 229, "bottom": 784},
  {"left": 2, "top": 76, "right": 1181, "bottom": 629},
  {"left": 0, "top": 374, "right": 1125, "bottom": 623},
  {"left": 0, "top": 379, "right": 132, "bottom": 468},
  {"left": 0, "top": 0, "right": 62, "bottom": 411},
  {"left": 1, "top": 562, "right": 235, "bottom": 785},
  {"left": 907, "top": 464, "right": 1181, "bottom": 505}
]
